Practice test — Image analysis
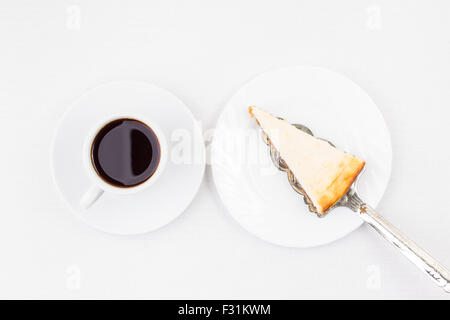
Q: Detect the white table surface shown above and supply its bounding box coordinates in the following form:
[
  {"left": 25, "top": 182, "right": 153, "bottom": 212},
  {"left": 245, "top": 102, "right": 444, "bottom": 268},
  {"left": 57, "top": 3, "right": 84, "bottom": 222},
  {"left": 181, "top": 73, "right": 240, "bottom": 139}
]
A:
[{"left": 0, "top": 0, "right": 449, "bottom": 299}]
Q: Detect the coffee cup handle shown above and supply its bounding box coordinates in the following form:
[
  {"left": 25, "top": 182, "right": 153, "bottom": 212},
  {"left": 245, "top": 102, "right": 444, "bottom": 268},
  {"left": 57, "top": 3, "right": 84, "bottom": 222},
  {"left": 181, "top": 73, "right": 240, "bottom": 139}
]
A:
[{"left": 80, "top": 185, "right": 104, "bottom": 209}]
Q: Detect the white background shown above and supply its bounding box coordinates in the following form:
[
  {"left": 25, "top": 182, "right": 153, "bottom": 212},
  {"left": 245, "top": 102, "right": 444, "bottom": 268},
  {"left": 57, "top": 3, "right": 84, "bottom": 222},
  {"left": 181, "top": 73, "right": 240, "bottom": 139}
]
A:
[{"left": 0, "top": 0, "right": 449, "bottom": 299}]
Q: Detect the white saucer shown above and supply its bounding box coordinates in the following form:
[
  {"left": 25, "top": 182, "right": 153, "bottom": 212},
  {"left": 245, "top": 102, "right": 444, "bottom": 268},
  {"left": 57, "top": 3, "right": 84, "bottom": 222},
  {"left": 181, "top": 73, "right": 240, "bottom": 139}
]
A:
[
  {"left": 211, "top": 66, "right": 392, "bottom": 248},
  {"left": 52, "top": 82, "right": 205, "bottom": 235}
]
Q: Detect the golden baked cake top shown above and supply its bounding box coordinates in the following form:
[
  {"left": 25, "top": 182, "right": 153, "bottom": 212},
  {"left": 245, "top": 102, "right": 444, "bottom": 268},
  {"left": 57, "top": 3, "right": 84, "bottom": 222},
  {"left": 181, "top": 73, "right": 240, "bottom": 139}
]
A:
[{"left": 249, "top": 106, "right": 365, "bottom": 214}]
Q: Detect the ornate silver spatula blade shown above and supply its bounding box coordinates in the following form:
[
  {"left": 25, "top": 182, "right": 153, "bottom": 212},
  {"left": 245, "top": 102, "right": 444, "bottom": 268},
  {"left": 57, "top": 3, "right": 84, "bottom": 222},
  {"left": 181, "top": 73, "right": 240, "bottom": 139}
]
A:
[{"left": 258, "top": 119, "right": 450, "bottom": 292}]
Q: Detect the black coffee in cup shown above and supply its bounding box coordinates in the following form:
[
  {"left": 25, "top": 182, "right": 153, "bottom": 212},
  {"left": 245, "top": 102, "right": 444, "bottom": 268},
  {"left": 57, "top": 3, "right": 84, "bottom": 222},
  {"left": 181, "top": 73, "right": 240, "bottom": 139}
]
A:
[{"left": 91, "top": 118, "right": 161, "bottom": 187}]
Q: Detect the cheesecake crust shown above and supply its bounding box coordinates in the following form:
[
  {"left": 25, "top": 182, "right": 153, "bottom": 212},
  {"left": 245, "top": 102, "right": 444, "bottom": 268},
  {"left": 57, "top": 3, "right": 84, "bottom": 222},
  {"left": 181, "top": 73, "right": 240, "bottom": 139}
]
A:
[{"left": 316, "top": 157, "right": 365, "bottom": 213}]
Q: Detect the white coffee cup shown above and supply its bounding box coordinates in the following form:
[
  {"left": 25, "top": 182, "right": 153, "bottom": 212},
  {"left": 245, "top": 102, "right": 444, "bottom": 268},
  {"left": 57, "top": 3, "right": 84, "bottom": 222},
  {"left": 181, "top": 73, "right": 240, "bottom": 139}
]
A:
[{"left": 80, "top": 114, "right": 168, "bottom": 209}]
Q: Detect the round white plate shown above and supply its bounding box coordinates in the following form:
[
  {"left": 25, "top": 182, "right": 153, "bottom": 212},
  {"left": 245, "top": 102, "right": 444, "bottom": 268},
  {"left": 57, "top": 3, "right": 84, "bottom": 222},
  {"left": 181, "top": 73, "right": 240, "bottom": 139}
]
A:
[
  {"left": 211, "top": 67, "right": 392, "bottom": 248},
  {"left": 52, "top": 82, "right": 205, "bottom": 235}
]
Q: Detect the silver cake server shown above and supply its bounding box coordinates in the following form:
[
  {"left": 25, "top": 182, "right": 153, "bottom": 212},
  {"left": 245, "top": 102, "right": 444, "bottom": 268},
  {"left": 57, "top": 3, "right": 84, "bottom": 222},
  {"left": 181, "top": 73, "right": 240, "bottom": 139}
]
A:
[{"left": 261, "top": 121, "right": 450, "bottom": 293}]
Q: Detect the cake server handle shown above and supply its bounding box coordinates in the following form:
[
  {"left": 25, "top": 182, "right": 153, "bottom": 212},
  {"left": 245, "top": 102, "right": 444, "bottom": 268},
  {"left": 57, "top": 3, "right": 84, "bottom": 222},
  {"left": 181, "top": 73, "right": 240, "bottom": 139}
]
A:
[{"left": 347, "top": 194, "right": 450, "bottom": 292}]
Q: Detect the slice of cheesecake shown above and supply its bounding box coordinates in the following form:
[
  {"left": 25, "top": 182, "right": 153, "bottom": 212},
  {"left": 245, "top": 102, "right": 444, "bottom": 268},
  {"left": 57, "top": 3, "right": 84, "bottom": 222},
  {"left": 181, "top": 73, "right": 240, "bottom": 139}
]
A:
[{"left": 249, "top": 106, "right": 365, "bottom": 214}]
